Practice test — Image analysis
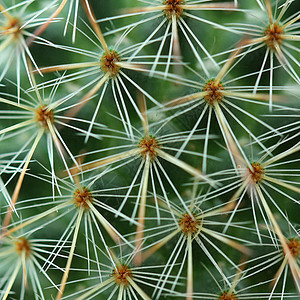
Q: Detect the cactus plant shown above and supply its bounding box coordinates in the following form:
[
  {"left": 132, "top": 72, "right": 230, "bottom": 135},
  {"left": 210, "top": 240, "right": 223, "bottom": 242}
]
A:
[{"left": 0, "top": 0, "right": 299, "bottom": 299}]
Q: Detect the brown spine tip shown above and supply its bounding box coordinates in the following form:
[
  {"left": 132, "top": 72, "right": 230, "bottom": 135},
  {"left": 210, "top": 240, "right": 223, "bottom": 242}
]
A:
[
  {"left": 100, "top": 50, "right": 121, "bottom": 77},
  {"left": 203, "top": 79, "right": 225, "bottom": 105},
  {"left": 3, "top": 17, "right": 22, "bottom": 38},
  {"left": 15, "top": 237, "right": 31, "bottom": 258},
  {"left": 139, "top": 136, "right": 161, "bottom": 159},
  {"left": 219, "top": 291, "right": 238, "bottom": 300},
  {"left": 73, "top": 187, "right": 93, "bottom": 209},
  {"left": 179, "top": 212, "right": 201, "bottom": 235},
  {"left": 35, "top": 105, "right": 54, "bottom": 129},
  {"left": 264, "top": 23, "right": 284, "bottom": 49},
  {"left": 164, "top": 0, "right": 185, "bottom": 20},
  {"left": 112, "top": 264, "right": 133, "bottom": 286},
  {"left": 248, "top": 162, "right": 265, "bottom": 184},
  {"left": 287, "top": 238, "right": 300, "bottom": 258}
]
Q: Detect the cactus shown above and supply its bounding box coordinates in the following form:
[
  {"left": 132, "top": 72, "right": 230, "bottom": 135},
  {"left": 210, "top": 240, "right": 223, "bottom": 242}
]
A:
[{"left": 0, "top": 0, "right": 299, "bottom": 299}]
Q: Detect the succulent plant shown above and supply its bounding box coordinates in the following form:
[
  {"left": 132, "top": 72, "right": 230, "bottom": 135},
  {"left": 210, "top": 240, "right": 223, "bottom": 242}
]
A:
[{"left": 0, "top": 0, "right": 299, "bottom": 299}]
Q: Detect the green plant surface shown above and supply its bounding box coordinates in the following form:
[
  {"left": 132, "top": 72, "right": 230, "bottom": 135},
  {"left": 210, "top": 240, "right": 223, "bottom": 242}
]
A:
[{"left": 0, "top": 0, "right": 299, "bottom": 299}]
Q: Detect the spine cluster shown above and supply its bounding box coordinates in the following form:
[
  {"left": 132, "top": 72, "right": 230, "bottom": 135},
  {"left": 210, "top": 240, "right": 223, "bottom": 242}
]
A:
[{"left": 0, "top": 1, "right": 299, "bottom": 299}]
